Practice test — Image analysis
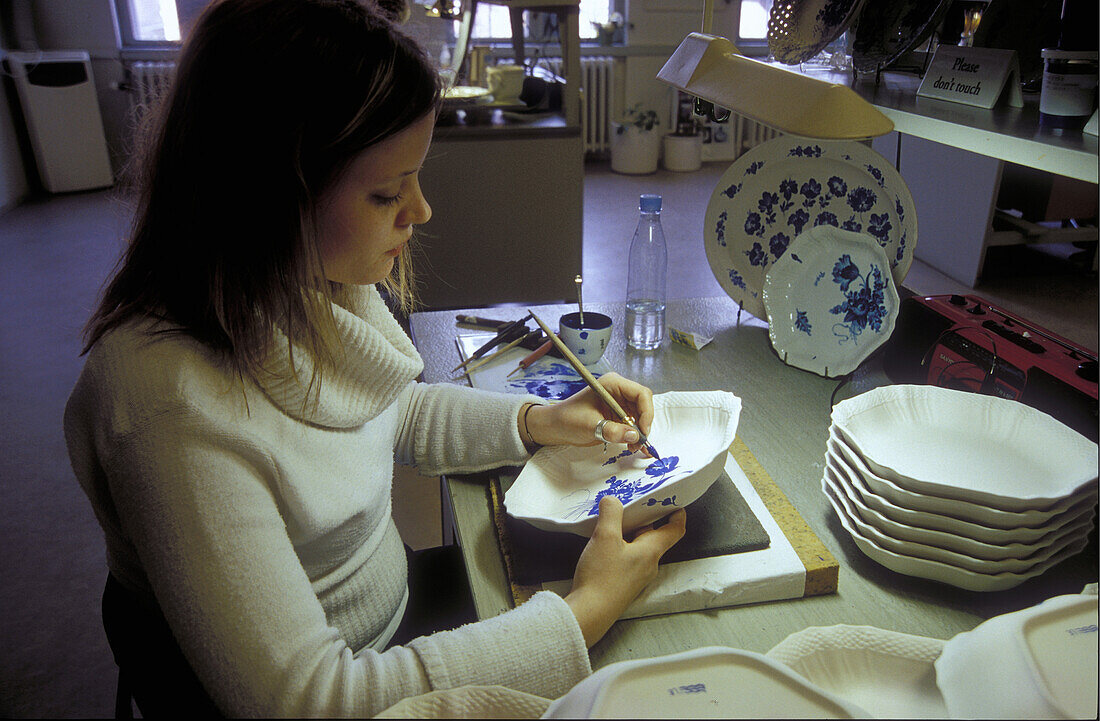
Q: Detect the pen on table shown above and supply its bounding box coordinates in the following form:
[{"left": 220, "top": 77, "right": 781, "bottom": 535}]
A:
[
  {"left": 528, "top": 311, "right": 661, "bottom": 459},
  {"left": 455, "top": 330, "right": 542, "bottom": 378},
  {"left": 451, "top": 313, "right": 533, "bottom": 373}
]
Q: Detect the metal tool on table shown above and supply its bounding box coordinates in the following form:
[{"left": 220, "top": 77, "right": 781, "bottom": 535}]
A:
[{"left": 529, "top": 311, "right": 661, "bottom": 459}]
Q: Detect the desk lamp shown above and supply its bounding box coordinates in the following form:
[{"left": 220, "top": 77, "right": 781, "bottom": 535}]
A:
[{"left": 657, "top": 1, "right": 894, "bottom": 140}]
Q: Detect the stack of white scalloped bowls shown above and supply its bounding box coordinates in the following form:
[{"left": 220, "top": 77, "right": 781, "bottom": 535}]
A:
[{"left": 823, "top": 385, "right": 1098, "bottom": 592}]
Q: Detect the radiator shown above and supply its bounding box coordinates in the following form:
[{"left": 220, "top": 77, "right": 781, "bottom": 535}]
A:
[
  {"left": 547, "top": 56, "right": 616, "bottom": 155},
  {"left": 127, "top": 61, "right": 176, "bottom": 115}
]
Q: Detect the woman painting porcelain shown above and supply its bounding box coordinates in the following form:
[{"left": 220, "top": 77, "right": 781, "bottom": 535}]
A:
[{"left": 63, "top": 0, "right": 685, "bottom": 715}]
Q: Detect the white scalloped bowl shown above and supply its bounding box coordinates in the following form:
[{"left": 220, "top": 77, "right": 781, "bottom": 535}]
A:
[
  {"left": 505, "top": 391, "right": 741, "bottom": 537},
  {"left": 825, "top": 452, "right": 1098, "bottom": 561},
  {"left": 831, "top": 437, "right": 1098, "bottom": 546},
  {"left": 766, "top": 624, "right": 948, "bottom": 719},
  {"left": 822, "top": 479, "right": 1090, "bottom": 592},
  {"left": 545, "top": 646, "right": 869, "bottom": 718},
  {"left": 829, "top": 429, "right": 1097, "bottom": 529},
  {"left": 935, "top": 594, "right": 1098, "bottom": 719},
  {"left": 823, "top": 464, "right": 1092, "bottom": 574},
  {"left": 831, "top": 385, "right": 1098, "bottom": 512}
]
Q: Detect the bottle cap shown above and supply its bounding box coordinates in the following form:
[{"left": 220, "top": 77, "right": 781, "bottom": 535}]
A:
[{"left": 639, "top": 194, "right": 662, "bottom": 212}]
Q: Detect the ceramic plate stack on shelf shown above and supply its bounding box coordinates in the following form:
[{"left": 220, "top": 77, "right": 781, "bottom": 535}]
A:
[{"left": 823, "top": 385, "right": 1099, "bottom": 591}]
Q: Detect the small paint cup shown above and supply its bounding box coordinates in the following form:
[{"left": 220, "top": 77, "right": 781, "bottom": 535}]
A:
[{"left": 559, "top": 312, "right": 613, "bottom": 365}]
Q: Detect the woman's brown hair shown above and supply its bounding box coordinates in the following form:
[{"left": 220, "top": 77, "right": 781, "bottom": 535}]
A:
[{"left": 84, "top": 0, "right": 440, "bottom": 391}]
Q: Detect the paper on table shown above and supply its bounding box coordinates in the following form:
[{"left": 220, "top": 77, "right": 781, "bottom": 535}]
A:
[{"left": 455, "top": 332, "right": 614, "bottom": 399}]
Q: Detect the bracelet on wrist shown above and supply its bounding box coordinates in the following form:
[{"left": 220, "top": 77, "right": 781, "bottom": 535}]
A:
[{"left": 521, "top": 403, "right": 541, "bottom": 449}]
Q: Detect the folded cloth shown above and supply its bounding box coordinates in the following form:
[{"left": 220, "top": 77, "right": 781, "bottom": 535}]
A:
[{"left": 374, "top": 685, "right": 550, "bottom": 718}]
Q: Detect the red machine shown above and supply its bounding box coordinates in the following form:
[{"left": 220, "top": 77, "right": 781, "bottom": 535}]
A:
[{"left": 881, "top": 294, "right": 1098, "bottom": 441}]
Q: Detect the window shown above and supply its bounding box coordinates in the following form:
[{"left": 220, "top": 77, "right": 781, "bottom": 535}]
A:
[
  {"left": 734, "top": 0, "right": 773, "bottom": 51},
  {"left": 451, "top": 0, "right": 612, "bottom": 43},
  {"left": 116, "top": 0, "right": 209, "bottom": 45}
]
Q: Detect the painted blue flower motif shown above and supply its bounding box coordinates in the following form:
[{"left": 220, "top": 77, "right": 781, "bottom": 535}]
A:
[
  {"left": 895, "top": 196, "right": 905, "bottom": 223},
  {"left": 745, "top": 161, "right": 764, "bottom": 175},
  {"left": 787, "top": 208, "right": 810, "bottom": 236},
  {"left": 728, "top": 268, "right": 747, "bottom": 290},
  {"left": 865, "top": 164, "right": 885, "bottom": 187},
  {"left": 722, "top": 182, "right": 741, "bottom": 199},
  {"left": 602, "top": 449, "right": 635, "bottom": 466},
  {"left": 896, "top": 232, "right": 907, "bottom": 262},
  {"left": 508, "top": 362, "right": 593, "bottom": 400},
  {"left": 827, "top": 176, "right": 847, "bottom": 197},
  {"left": 758, "top": 191, "right": 779, "bottom": 215},
  {"left": 814, "top": 211, "right": 839, "bottom": 227},
  {"left": 745, "top": 242, "right": 768, "bottom": 267},
  {"left": 646, "top": 495, "right": 679, "bottom": 508},
  {"left": 779, "top": 178, "right": 798, "bottom": 200},
  {"left": 795, "top": 309, "right": 812, "bottom": 335},
  {"left": 832, "top": 254, "right": 860, "bottom": 292},
  {"left": 744, "top": 211, "right": 763, "bottom": 237},
  {"left": 842, "top": 218, "right": 862, "bottom": 233},
  {"left": 584, "top": 456, "right": 684, "bottom": 516},
  {"left": 800, "top": 178, "right": 822, "bottom": 206},
  {"left": 769, "top": 232, "right": 790, "bottom": 260},
  {"left": 868, "top": 212, "right": 892, "bottom": 245},
  {"left": 790, "top": 145, "right": 823, "bottom": 158},
  {"left": 715, "top": 211, "right": 727, "bottom": 247},
  {"left": 847, "top": 187, "right": 877, "bottom": 213},
  {"left": 817, "top": 0, "right": 848, "bottom": 27},
  {"left": 829, "top": 261, "right": 891, "bottom": 345}
]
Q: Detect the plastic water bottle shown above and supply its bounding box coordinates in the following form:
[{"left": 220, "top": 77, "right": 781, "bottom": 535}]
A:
[{"left": 625, "top": 194, "right": 667, "bottom": 350}]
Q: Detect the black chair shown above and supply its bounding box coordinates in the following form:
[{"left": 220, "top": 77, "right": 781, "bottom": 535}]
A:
[{"left": 101, "top": 575, "right": 222, "bottom": 719}]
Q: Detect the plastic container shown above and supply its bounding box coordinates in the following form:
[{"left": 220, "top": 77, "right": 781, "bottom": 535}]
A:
[
  {"left": 625, "top": 194, "right": 667, "bottom": 350},
  {"left": 1039, "top": 49, "right": 1099, "bottom": 129}
]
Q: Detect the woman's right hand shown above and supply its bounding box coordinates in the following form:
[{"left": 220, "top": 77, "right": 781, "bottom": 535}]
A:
[{"left": 563, "top": 496, "right": 687, "bottom": 647}]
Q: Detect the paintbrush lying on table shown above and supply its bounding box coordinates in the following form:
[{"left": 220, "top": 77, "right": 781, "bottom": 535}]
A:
[{"left": 528, "top": 311, "right": 661, "bottom": 460}]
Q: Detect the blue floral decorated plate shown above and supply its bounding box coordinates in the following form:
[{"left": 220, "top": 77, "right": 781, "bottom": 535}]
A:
[
  {"left": 504, "top": 390, "right": 741, "bottom": 537},
  {"left": 704, "top": 137, "right": 916, "bottom": 322},
  {"left": 768, "top": 0, "right": 867, "bottom": 65},
  {"left": 762, "top": 225, "right": 899, "bottom": 378}
]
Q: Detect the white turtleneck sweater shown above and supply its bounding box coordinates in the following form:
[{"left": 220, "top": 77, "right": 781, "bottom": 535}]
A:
[{"left": 64, "top": 285, "right": 590, "bottom": 717}]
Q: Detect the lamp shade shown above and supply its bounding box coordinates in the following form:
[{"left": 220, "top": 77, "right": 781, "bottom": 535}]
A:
[{"left": 657, "top": 33, "right": 894, "bottom": 140}]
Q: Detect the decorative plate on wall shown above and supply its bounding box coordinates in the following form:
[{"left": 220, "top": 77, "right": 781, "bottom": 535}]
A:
[
  {"left": 704, "top": 137, "right": 916, "bottom": 322},
  {"left": 763, "top": 225, "right": 899, "bottom": 378},
  {"left": 768, "top": 0, "right": 867, "bottom": 65}
]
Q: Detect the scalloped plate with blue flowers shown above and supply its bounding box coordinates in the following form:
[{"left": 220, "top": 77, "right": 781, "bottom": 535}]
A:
[
  {"left": 762, "top": 225, "right": 900, "bottom": 378},
  {"left": 704, "top": 137, "right": 916, "bottom": 322},
  {"left": 504, "top": 390, "right": 742, "bottom": 537}
]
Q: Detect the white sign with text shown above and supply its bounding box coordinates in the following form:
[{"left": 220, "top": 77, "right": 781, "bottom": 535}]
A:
[{"left": 917, "top": 46, "right": 1023, "bottom": 109}]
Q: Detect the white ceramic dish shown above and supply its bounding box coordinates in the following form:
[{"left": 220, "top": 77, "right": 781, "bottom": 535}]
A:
[
  {"left": 505, "top": 391, "right": 741, "bottom": 537},
  {"left": 823, "top": 480, "right": 1090, "bottom": 592},
  {"left": 763, "top": 225, "right": 899, "bottom": 378},
  {"left": 935, "top": 594, "right": 1099, "bottom": 719},
  {"left": 765, "top": 624, "right": 947, "bottom": 719},
  {"left": 823, "top": 464, "right": 1090, "bottom": 574},
  {"left": 544, "top": 646, "right": 869, "bottom": 718},
  {"left": 829, "top": 428, "right": 1097, "bottom": 529},
  {"left": 826, "top": 452, "right": 1097, "bottom": 561},
  {"left": 831, "top": 385, "right": 1099, "bottom": 511},
  {"left": 705, "top": 137, "right": 916, "bottom": 321},
  {"left": 828, "top": 438, "right": 1099, "bottom": 546}
]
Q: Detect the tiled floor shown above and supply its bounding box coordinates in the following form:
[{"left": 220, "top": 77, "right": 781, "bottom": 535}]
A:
[{"left": 0, "top": 160, "right": 1095, "bottom": 717}]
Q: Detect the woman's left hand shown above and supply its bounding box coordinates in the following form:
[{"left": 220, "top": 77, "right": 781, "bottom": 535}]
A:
[{"left": 519, "top": 372, "right": 655, "bottom": 454}]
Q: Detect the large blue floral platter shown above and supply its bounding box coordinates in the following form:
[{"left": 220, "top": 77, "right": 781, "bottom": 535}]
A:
[
  {"left": 762, "top": 225, "right": 899, "bottom": 378},
  {"left": 504, "top": 390, "right": 741, "bottom": 537},
  {"left": 768, "top": 0, "right": 867, "bottom": 65},
  {"left": 704, "top": 137, "right": 916, "bottom": 322}
]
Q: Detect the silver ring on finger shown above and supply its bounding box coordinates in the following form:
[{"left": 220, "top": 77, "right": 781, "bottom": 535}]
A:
[{"left": 594, "top": 418, "right": 611, "bottom": 443}]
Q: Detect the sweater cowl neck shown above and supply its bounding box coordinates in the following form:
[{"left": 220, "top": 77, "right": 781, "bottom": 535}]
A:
[{"left": 255, "top": 284, "right": 424, "bottom": 428}]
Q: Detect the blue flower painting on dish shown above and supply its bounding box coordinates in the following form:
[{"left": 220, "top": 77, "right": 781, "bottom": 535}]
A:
[
  {"left": 564, "top": 455, "right": 686, "bottom": 519},
  {"left": 508, "top": 361, "right": 593, "bottom": 400},
  {"left": 828, "top": 255, "right": 891, "bottom": 345}
]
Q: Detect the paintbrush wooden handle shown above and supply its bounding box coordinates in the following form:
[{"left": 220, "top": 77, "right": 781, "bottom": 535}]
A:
[{"left": 529, "top": 312, "right": 630, "bottom": 421}]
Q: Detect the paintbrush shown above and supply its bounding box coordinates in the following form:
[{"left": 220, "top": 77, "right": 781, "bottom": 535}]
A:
[
  {"left": 451, "top": 313, "right": 532, "bottom": 373},
  {"left": 455, "top": 330, "right": 542, "bottom": 377},
  {"left": 528, "top": 311, "right": 660, "bottom": 459},
  {"left": 506, "top": 336, "right": 554, "bottom": 377}
]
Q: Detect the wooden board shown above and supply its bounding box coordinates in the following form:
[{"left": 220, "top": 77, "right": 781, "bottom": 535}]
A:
[{"left": 489, "top": 436, "right": 838, "bottom": 608}]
